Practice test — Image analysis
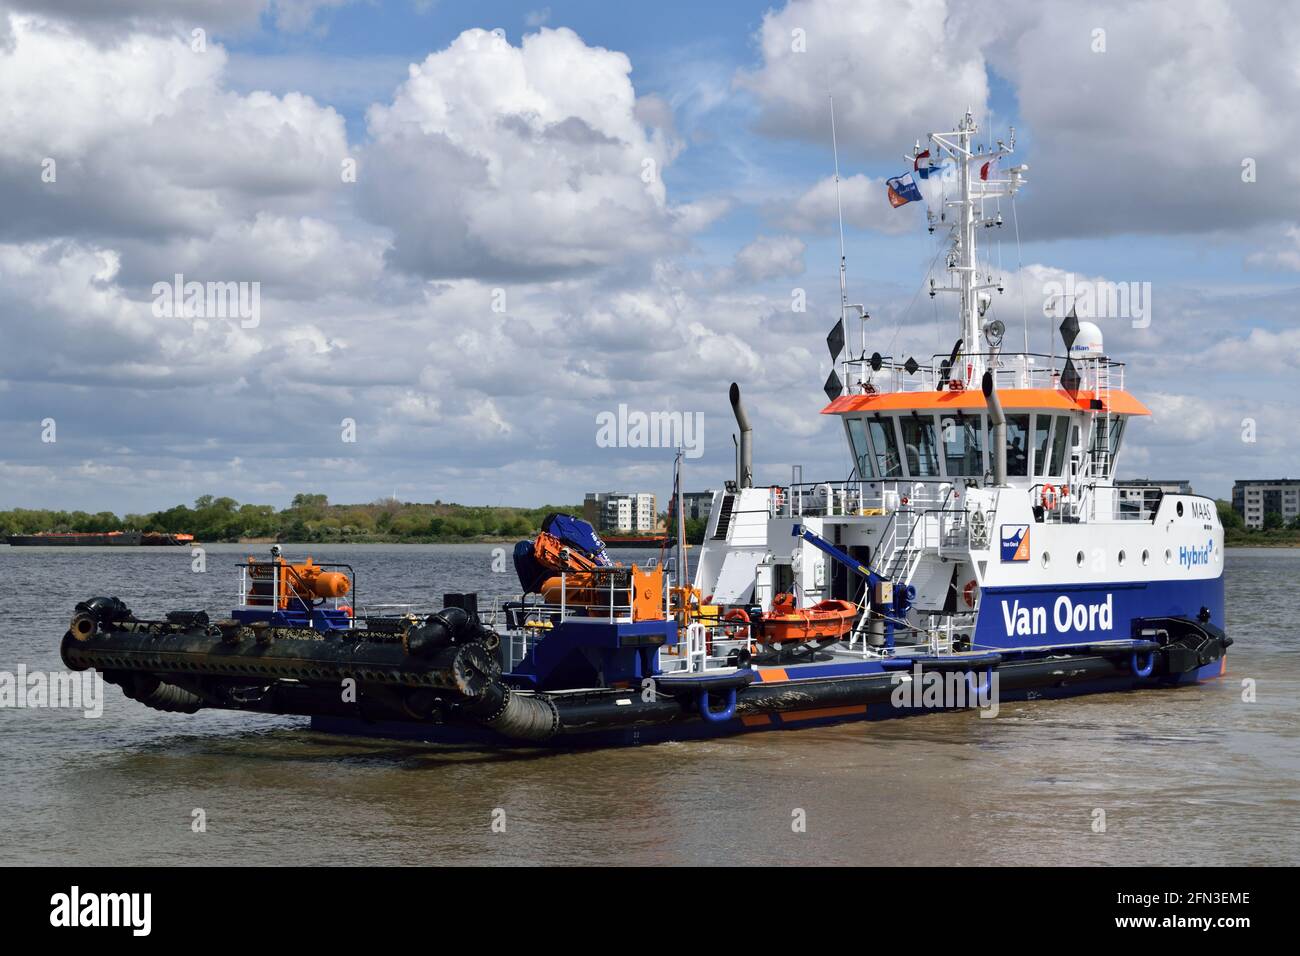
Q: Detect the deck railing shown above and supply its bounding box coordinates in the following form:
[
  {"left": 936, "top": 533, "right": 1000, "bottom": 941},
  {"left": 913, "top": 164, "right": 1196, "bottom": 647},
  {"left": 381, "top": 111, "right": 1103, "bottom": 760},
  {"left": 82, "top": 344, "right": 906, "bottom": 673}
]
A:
[{"left": 838, "top": 351, "right": 1126, "bottom": 395}]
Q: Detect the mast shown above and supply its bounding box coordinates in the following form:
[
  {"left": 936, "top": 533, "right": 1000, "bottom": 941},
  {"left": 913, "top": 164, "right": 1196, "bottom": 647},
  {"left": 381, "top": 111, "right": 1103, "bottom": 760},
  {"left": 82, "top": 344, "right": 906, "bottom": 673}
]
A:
[
  {"left": 673, "top": 449, "right": 688, "bottom": 587},
  {"left": 922, "top": 111, "right": 1026, "bottom": 383},
  {"left": 828, "top": 92, "right": 867, "bottom": 385},
  {"left": 830, "top": 93, "right": 848, "bottom": 336}
]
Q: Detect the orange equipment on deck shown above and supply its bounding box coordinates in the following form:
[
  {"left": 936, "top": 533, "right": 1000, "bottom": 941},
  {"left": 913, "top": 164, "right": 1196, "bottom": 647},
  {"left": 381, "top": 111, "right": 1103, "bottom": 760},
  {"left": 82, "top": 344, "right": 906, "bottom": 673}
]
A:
[
  {"left": 531, "top": 532, "right": 664, "bottom": 621},
  {"left": 761, "top": 593, "right": 857, "bottom": 644},
  {"left": 246, "top": 556, "right": 350, "bottom": 610}
]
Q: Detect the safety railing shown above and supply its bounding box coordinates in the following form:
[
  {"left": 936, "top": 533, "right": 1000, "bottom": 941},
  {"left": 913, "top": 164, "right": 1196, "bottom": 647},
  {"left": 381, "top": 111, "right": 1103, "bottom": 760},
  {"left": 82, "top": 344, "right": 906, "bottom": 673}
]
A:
[
  {"left": 839, "top": 351, "right": 1126, "bottom": 395},
  {"left": 658, "top": 623, "right": 767, "bottom": 674},
  {"left": 1029, "top": 482, "right": 1161, "bottom": 524},
  {"left": 869, "top": 486, "right": 960, "bottom": 580},
  {"left": 236, "top": 560, "right": 356, "bottom": 627},
  {"left": 775, "top": 478, "right": 957, "bottom": 519}
]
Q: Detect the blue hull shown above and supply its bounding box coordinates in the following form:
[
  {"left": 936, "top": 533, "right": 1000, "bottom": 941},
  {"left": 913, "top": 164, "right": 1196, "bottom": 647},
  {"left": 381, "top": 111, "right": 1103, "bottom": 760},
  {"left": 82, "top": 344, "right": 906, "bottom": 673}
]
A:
[
  {"left": 975, "top": 576, "right": 1225, "bottom": 649},
  {"left": 310, "top": 652, "right": 1228, "bottom": 749}
]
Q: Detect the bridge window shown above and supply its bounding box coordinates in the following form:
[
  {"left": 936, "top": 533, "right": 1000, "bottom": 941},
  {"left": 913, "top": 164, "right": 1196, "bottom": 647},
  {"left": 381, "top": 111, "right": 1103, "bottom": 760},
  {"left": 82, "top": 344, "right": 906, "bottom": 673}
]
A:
[
  {"left": 900, "top": 414, "right": 939, "bottom": 477},
  {"left": 1033, "top": 414, "right": 1053, "bottom": 477},
  {"left": 868, "top": 417, "right": 902, "bottom": 478},
  {"left": 940, "top": 413, "right": 984, "bottom": 476},
  {"left": 1006, "top": 415, "right": 1030, "bottom": 477},
  {"left": 1049, "top": 415, "right": 1071, "bottom": 475},
  {"left": 1108, "top": 417, "right": 1126, "bottom": 459},
  {"left": 846, "top": 417, "right": 872, "bottom": 478}
]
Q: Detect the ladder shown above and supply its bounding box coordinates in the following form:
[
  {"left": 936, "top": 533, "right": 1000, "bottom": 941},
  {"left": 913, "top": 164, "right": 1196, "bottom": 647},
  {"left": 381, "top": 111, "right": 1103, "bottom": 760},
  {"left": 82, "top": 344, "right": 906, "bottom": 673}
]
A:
[
  {"left": 712, "top": 493, "right": 735, "bottom": 540},
  {"left": 1092, "top": 358, "right": 1113, "bottom": 479},
  {"left": 884, "top": 509, "right": 929, "bottom": 586}
]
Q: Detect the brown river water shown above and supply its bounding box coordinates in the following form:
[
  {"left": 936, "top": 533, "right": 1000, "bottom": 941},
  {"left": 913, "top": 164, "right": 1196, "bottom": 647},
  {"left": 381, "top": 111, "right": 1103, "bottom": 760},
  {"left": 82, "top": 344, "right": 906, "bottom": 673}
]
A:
[{"left": 1, "top": 543, "right": 1296, "bottom": 866}]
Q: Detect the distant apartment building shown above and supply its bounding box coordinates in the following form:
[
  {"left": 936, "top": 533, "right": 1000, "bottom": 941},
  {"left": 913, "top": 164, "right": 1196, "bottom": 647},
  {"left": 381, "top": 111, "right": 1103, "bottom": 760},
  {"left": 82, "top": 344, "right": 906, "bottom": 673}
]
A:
[
  {"left": 1115, "top": 478, "right": 1191, "bottom": 516},
  {"left": 583, "top": 491, "right": 658, "bottom": 533},
  {"left": 1115, "top": 478, "right": 1193, "bottom": 495},
  {"left": 1232, "top": 479, "right": 1300, "bottom": 529},
  {"left": 680, "top": 491, "right": 716, "bottom": 521}
]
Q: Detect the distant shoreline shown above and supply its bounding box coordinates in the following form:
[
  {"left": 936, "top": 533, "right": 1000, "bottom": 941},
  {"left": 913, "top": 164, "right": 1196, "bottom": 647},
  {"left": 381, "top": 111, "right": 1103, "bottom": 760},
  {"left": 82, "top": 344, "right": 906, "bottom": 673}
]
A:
[{"left": 0, "top": 497, "right": 587, "bottom": 547}]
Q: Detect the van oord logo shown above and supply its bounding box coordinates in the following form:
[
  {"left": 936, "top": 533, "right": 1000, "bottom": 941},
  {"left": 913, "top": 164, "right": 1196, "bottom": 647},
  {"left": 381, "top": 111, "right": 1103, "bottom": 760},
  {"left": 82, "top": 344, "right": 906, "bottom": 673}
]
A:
[{"left": 1000, "top": 524, "right": 1030, "bottom": 562}]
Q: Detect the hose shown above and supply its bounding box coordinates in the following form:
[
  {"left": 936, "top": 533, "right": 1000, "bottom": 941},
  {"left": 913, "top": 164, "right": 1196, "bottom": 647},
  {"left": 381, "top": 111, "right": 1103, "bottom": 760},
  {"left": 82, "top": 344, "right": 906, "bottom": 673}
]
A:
[
  {"left": 117, "top": 673, "right": 204, "bottom": 714},
  {"left": 471, "top": 683, "right": 560, "bottom": 741}
]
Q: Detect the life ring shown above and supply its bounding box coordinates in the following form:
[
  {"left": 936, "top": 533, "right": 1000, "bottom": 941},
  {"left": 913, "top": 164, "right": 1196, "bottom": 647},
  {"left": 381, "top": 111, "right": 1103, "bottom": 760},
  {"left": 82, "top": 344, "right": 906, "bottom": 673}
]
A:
[
  {"left": 723, "top": 607, "right": 751, "bottom": 639},
  {"left": 1041, "top": 484, "right": 1059, "bottom": 511},
  {"left": 1132, "top": 650, "right": 1156, "bottom": 678},
  {"left": 337, "top": 604, "right": 353, "bottom": 617},
  {"left": 962, "top": 580, "right": 978, "bottom": 608}
]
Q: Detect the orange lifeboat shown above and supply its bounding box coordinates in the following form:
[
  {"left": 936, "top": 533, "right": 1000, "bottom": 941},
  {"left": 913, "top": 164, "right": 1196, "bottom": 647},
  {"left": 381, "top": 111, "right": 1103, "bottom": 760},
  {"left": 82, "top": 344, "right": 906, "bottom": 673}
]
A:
[{"left": 762, "top": 593, "right": 857, "bottom": 644}]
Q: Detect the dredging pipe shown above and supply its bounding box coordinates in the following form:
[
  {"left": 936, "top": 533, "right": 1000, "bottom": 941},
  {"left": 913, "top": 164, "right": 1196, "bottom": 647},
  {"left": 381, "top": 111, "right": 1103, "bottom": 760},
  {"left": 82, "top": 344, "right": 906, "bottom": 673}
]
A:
[{"left": 60, "top": 601, "right": 559, "bottom": 741}]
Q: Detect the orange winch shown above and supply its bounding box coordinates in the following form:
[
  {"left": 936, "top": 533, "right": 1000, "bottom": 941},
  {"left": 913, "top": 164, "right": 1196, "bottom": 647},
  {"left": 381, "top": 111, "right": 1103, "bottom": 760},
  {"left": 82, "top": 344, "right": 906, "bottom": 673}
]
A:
[{"left": 246, "top": 556, "right": 350, "bottom": 610}]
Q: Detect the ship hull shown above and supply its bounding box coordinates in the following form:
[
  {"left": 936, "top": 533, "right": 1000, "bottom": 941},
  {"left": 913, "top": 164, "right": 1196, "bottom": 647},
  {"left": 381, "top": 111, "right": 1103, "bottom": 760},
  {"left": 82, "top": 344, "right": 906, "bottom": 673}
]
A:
[
  {"left": 309, "top": 645, "right": 1229, "bottom": 749},
  {"left": 7, "top": 532, "right": 143, "bottom": 546}
]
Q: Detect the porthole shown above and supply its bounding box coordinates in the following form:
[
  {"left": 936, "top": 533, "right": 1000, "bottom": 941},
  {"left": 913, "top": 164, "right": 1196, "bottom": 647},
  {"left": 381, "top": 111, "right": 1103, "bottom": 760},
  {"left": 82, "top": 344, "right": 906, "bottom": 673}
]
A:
[
  {"left": 1041, "top": 551, "right": 1051, "bottom": 568},
  {"left": 1118, "top": 549, "right": 1127, "bottom": 566},
  {"left": 1164, "top": 549, "right": 1172, "bottom": 564},
  {"left": 1141, "top": 549, "right": 1150, "bottom": 566},
  {"left": 1076, "top": 550, "right": 1085, "bottom": 567},
  {"left": 1176, "top": 501, "right": 1184, "bottom": 517}
]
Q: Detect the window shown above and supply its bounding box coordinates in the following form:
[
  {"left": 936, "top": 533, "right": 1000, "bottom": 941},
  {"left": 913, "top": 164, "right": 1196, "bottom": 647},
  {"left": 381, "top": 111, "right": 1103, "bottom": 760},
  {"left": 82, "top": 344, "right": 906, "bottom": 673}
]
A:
[
  {"left": 1049, "top": 415, "right": 1071, "bottom": 476},
  {"left": 900, "top": 414, "right": 939, "bottom": 477},
  {"left": 940, "top": 413, "right": 984, "bottom": 477},
  {"left": 868, "top": 418, "right": 902, "bottom": 478},
  {"left": 1033, "top": 415, "right": 1053, "bottom": 478},
  {"left": 847, "top": 418, "right": 872, "bottom": 478},
  {"left": 1108, "top": 417, "right": 1126, "bottom": 459},
  {"left": 1006, "top": 414, "right": 1030, "bottom": 477}
]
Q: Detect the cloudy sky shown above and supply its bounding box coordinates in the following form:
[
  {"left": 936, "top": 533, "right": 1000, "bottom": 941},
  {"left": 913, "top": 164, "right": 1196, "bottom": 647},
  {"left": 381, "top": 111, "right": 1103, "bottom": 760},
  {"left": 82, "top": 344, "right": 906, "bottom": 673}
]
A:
[{"left": 0, "top": 0, "right": 1296, "bottom": 513}]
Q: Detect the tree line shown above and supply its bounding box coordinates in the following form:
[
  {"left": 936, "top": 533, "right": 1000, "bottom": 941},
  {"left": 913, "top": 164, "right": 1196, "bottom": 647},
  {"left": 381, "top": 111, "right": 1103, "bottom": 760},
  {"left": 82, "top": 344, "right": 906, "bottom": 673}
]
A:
[
  {"left": 1216, "top": 499, "right": 1300, "bottom": 544},
  {"left": 0, "top": 494, "right": 581, "bottom": 543}
]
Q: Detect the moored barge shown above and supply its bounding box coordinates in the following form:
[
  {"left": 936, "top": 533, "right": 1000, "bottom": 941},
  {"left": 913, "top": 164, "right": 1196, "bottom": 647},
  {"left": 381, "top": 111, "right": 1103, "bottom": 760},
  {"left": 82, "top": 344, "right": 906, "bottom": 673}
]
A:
[{"left": 9, "top": 531, "right": 194, "bottom": 546}]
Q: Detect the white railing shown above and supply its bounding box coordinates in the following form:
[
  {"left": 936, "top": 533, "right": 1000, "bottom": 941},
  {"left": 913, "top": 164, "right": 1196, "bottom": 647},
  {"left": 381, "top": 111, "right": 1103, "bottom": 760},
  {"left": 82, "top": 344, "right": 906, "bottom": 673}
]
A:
[
  {"left": 777, "top": 478, "right": 955, "bottom": 519},
  {"left": 236, "top": 561, "right": 356, "bottom": 625},
  {"left": 839, "top": 351, "right": 1126, "bottom": 396},
  {"left": 1034, "top": 483, "right": 1160, "bottom": 524}
]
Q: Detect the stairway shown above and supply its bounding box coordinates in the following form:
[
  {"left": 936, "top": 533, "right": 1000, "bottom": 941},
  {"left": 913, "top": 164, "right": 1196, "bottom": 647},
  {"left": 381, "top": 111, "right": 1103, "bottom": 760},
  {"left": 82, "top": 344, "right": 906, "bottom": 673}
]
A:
[{"left": 712, "top": 493, "right": 736, "bottom": 541}]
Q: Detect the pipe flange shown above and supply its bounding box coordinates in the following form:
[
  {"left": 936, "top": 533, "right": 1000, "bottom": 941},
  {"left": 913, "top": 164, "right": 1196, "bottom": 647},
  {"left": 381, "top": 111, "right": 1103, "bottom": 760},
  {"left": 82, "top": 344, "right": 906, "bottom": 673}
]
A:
[{"left": 69, "top": 612, "right": 97, "bottom": 642}]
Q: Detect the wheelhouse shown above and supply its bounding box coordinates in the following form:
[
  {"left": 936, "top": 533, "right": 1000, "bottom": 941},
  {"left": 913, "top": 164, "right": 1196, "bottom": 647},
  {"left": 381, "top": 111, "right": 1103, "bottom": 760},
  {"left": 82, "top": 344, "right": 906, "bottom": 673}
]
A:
[
  {"left": 827, "top": 354, "right": 1150, "bottom": 488},
  {"left": 844, "top": 408, "right": 1087, "bottom": 483}
]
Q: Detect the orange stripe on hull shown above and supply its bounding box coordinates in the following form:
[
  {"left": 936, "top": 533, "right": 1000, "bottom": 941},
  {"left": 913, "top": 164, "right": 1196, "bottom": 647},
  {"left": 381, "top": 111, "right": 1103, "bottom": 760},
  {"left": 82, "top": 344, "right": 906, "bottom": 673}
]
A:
[
  {"left": 757, "top": 667, "right": 789, "bottom": 683},
  {"left": 781, "top": 704, "right": 868, "bottom": 723},
  {"left": 741, "top": 714, "right": 771, "bottom": 727}
]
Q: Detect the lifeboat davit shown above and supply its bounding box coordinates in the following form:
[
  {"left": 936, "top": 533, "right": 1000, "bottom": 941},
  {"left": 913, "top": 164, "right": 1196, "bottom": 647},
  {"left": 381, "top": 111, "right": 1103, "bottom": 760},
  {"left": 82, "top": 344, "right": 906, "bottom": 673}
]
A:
[{"left": 762, "top": 593, "right": 858, "bottom": 644}]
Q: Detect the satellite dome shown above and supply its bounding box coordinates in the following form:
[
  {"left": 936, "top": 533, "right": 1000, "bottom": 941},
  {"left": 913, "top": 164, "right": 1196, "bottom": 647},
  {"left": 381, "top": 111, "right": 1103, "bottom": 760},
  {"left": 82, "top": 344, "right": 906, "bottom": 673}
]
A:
[{"left": 1069, "top": 320, "right": 1104, "bottom": 358}]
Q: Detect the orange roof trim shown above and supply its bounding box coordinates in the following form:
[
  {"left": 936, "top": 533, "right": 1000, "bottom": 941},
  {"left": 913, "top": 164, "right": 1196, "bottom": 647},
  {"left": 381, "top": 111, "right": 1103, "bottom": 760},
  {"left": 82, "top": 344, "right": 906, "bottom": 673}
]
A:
[{"left": 821, "top": 388, "right": 1150, "bottom": 416}]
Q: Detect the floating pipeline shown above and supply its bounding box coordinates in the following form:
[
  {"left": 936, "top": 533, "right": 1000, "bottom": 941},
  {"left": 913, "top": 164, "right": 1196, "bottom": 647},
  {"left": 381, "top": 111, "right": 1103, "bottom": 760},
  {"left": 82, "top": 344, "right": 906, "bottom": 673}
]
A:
[
  {"left": 61, "top": 596, "right": 561, "bottom": 742},
  {"left": 59, "top": 594, "right": 1230, "bottom": 747}
]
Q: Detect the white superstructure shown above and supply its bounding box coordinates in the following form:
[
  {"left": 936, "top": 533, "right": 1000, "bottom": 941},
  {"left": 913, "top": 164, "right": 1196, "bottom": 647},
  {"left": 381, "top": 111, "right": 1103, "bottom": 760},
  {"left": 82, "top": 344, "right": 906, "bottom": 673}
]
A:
[{"left": 691, "top": 112, "right": 1224, "bottom": 659}]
